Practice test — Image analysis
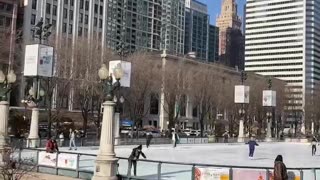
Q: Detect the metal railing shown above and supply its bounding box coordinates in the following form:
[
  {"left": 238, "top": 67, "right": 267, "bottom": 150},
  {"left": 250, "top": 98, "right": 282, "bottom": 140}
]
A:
[{"left": 15, "top": 148, "right": 320, "bottom": 180}]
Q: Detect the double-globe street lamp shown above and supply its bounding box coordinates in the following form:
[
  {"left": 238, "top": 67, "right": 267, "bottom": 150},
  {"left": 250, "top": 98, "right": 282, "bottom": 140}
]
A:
[
  {"left": 92, "top": 63, "right": 124, "bottom": 180},
  {"left": 0, "top": 70, "right": 16, "bottom": 164}
]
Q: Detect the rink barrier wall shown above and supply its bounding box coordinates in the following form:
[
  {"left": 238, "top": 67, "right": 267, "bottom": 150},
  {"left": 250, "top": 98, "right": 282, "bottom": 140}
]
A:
[{"left": 16, "top": 148, "right": 320, "bottom": 180}]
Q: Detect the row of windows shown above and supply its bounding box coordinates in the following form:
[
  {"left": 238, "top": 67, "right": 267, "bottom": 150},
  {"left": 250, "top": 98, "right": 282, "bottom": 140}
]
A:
[
  {"left": 247, "top": 5, "right": 301, "bottom": 15},
  {"left": 246, "top": 11, "right": 303, "bottom": 20},
  {"left": 246, "top": 0, "right": 302, "bottom": 8},
  {"left": 246, "top": 51, "right": 303, "bottom": 57},
  {"left": 245, "top": 62, "right": 302, "bottom": 67},
  {"left": 246, "top": 28, "right": 303, "bottom": 35},
  {"left": 246, "top": 33, "right": 303, "bottom": 40},
  {"left": 246, "top": 45, "right": 303, "bottom": 51},
  {"left": 0, "top": 2, "right": 13, "bottom": 12},
  {"left": 246, "top": 40, "right": 302, "bottom": 46},
  {"left": 273, "top": 74, "right": 303, "bottom": 78},
  {"left": 245, "top": 56, "right": 302, "bottom": 62},
  {"left": 246, "top": 16, "right": 303, "bottom": 25},
  {"left": 248, "top": 68, "right": 303, "bottom": 72},
  {"left": 246, "top": 22, "right": 303, "bottom": 30},
  {"left": 0, "top": 15, "right": 11, "bottom": 27}
]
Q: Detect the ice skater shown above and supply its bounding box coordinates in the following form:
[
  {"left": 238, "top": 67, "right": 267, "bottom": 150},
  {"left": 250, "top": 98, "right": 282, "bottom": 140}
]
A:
[
  {"left": 146, "top": 132, "right": 153, "bottom": 148},
  {"left": 311, "top": 136, "right": 318, "bottom": 156},
  {"left": 69, "top": 129, "right": 77, "bottom": 150},
  {"left": 246, "top": 137, "right": 259, "bottom": 159},
  {"left": 127, "top": 145, "right": 146, "bottom": 177},
  {"left": 172, "top": 129, "right": 179, "bottom": 148}
]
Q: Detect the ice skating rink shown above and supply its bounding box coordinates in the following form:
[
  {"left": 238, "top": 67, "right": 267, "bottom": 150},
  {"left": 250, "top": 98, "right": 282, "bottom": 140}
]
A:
[{"left": 23, "top": 143, "right": 320, "bottom": 179}]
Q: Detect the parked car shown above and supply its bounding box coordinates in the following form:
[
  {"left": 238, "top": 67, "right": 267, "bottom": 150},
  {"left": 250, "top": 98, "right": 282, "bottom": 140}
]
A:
[{"left": 183, "top": 129, "right": 191, "bottom": 136}]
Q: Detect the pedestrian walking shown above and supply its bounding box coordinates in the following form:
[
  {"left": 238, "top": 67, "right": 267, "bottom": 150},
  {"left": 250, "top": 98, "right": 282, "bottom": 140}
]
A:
[
  {"left": 223, "top": 131, "right": 229, "bottom": 143},
  {"left": 273, "top": 155, "right": 288, "bottom": 180},
  {"left": 146, "top": 132, "right": 153, "bottom": 148},
  {"left": 245, "top": 137, "right": 259, "bottom": 159},
  {"left": 69, "top": 129, "right": 77, "bottom": 150},
  {"left": 127, "top": 145, "right": 146, "bottom": 176},
  {"left": 172, "top": 130, "right": 179, "bottom": 148},
  {"left": 59, "top": 132, "right": 64, "bottom": 147},
  {"left": 311, "top": 136, "right": 318, "bottom": 156}
]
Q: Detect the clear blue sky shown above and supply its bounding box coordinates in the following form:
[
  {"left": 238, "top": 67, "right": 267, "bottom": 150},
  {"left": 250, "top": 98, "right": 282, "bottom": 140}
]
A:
[{"left": 198, "top": 0, "right": 246, "bottom": 25}]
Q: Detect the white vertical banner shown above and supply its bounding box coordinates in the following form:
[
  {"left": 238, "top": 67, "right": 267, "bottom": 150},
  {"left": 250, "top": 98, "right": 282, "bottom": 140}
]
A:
[
  {"left": 234, "top": 85, "right": 250, "bottom": 104},
  {"left": 24, "top": 44, "right": 54, "bottom": 77},
  {"left": 262, "top": 90, "right": 276, "bottom": 107},
  {"left": 109, "top": 60, "right": 131, "bottom": 87}
]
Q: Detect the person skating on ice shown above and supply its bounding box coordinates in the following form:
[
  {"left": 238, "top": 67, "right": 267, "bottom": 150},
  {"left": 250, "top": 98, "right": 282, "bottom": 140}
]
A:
[
  {"left": 311, "top": 135, "right": 318, "bottom": 156},
  {"left": 246, "top": 136, "right": 259, "bottom": 159},
  {"left": 127, "top": 145, "right": 146, "bottom": 177}
]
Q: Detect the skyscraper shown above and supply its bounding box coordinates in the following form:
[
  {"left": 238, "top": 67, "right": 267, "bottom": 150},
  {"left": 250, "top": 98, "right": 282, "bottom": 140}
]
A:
[
  {"left": 244, "top": 0, "right": 320, "bottom": 120},
  {"left": 22, "top": 0, "right": 185, "bottom": 54},
  {"left": 208, "top": 25, "right": 219, "bottom": 63},
  {"left": 216, "top": 0, "right": 244, "bottom": 69},
  {"left": 184, "top": 0, "right": 209, "bottom": 60}
]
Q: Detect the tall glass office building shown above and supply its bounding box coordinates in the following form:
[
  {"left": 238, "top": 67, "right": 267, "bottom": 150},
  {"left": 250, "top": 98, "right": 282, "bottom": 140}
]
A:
[
  {"left": 23, "top": 0, "right": 185, "bottom": 54},
  {"left": 245, "top": 0, "right": 320, "bottom": 121},
  {"left": 184, "top": 0, "right": 209, "bottom": 60}
]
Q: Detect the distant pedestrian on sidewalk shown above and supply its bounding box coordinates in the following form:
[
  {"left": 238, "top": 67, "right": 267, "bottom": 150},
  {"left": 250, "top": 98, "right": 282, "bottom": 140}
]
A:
[
  {"left": 127, "top": 145, "right": 146, "bottom": 176},
  {"left": 59, "top": 132, "right": 64, "bottom": 147},
  {"left": 246, "top": 137, "right": 259, "bottom": 159},
  {"left": 146, "top": 132, "right": 153, "bottom": 148},
  {"left": 311, "top": 136, "right": 318, "bottom": 156},
  {"left": 69, "top": 129, "right": 77, "bottom": 150},
  {"left": 172, "top": 129, "right": 179, "bottom": 148},
  {"left": 273, "top": 155, "right": 288, "bottom": 180}
]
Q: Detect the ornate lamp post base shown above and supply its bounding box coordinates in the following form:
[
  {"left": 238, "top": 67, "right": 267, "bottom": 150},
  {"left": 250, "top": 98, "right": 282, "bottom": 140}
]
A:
[
  {"left": 27, "top": 108, "right": 40, "bottom": 148},
  {"left": 0, "top": 101, "right": 9, "bottom": 164},
  {"left": 237, "top": 119, "right": 244, "bottom": 142},
  {"left": 92, "top": 101, "right": 118, "bottom": 180}
]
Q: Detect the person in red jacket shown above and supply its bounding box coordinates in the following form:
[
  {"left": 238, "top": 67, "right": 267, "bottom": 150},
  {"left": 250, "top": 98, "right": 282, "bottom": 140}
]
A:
[{"left": 46, "top": 137, "right": 59, "bottom": 153}]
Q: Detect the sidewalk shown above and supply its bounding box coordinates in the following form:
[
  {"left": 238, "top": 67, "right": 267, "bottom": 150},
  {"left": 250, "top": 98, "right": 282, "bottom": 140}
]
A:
[{"left": 22, "top": 173, "right": 81, "bottom": 180}]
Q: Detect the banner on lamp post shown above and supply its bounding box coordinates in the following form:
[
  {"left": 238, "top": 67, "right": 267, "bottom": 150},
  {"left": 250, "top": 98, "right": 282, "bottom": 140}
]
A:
[
  {"left": 109, "top": 60, "right": 131, "bottom": 87},
  {"left": 234, "top": 85, "right": 250, "bottom": 104},
  {"left": 262, "top": 90, "right": 276, "bottom": 107},
  {"left": 24, "top": 44, "right": 54, "bottom": 77}
]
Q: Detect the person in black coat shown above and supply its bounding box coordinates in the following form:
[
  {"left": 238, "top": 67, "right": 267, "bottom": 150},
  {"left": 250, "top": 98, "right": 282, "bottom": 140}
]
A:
[
  {"left": 146, "top": 132, "right": 153, "bottom": 148},
  {"left": 246, "top": 137, "right": 259, "bottom": 159},
  {"left": 127, "top": 145, "right": 146, "bottom": 176}
]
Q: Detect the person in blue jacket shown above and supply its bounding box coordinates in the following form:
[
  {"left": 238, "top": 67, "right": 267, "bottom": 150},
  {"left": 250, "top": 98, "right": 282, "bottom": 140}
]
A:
[{"left": 246, "top": 137, "right": 259, "bottom": 159}]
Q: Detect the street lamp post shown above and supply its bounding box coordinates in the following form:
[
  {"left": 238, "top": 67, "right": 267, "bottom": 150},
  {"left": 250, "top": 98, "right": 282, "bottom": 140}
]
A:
[
  {"left": 0, "top": 70, "right": 16, "bottom": 164},
  {"left": 266, "top": 111, "right": 272, "bottom": 140},
  {"left": 236, "top": 70, "right": 248, "bottom": 143},
  {"left": 21, "top": 86, "right": 45, "bottom": 148},
  {"left": 92, "top": 64, "right": 123, "bottom": 180},
  {"left": 114, "top": 95, "right": 124, "bottom": 145}
]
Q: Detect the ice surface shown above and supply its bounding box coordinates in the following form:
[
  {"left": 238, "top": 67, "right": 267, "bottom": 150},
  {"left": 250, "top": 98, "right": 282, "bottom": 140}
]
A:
[{"left": 22, "top": 142, "right": 320, "bottom": 179}]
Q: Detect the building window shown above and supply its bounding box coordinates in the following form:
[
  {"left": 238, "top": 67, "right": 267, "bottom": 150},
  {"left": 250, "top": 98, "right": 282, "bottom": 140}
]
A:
[
  {"left": 150, "top": 94, "right": 159, "bottom": 115},
  {"left": 94, "top": 17, "right": 97, "bottom": 26},
  {"left": 79, "top": 13, "right": 83, "bottom": 23},
  {"left": 64, "top": 0, "right": 68, "bottom": 5},
  {"left": 179, "top": 95, "right": 187, "bottom": 117},
  {"left": 63, "top": 8, "right": 67, "bottom": 19},
  {"left": 46, "top": 3, "right": 51, "bottom": 14},
  {"left": 70, "top": 0, "right": 74, "bottom": 6},
  {"left": 52, "top": 20, "right": 56, "bottom": 27},
  {"left": 69, "top": 10, "right": 73, "bottom": 21},
  {"left": 0, "top": 16, "right": 4, "bottom": 26},
  {"left": 94, "top": 4, "right": 98, "bottom": 14},
  {"left": 68, "top": 24, "right": 73, "bottom": 34},
  {"left": 85, "top": 15, "right": 88, "bottom": 24},
  {"left": 31, "top": 14, "right": 36, "bottom": 25},
  {"left": 80, "top": 0, "right": 84, "bottom": 9},
  {"left": 45, "top": 18, "right": 50, "bottom": 24},
  {"left": 99, "top": 19, "right": 102, "bottom": 28},
  {"left": 32, "top": 0, "right": 37, "bottom": 10},
  {"left": 6, "top": 4, "right": 13, "bottom": 11},
  {"left": 63, "top": 23, "right": 67, "bottom": 33},
  {"left": 53, "top": 5, "right": 57, "bottom": 16},
  {"left": 85, "top": 1, "right": 89, "bottom": 11},
  {"left": 192, "top": 107, "right": 198, "bottom": 117},
  {"left": 78, "top": 27, "right": 82, "bottom": 36},
  {"left": 100, "top": 6, "right": 103, "bottom": 15}
]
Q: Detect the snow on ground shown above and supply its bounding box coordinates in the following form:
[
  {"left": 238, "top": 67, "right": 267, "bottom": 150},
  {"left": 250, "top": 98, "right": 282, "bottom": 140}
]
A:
[{"left": 20, "top": 142, "right": 320, "bottom": 179}]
